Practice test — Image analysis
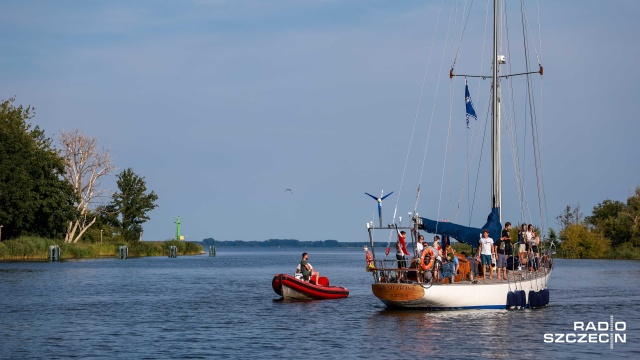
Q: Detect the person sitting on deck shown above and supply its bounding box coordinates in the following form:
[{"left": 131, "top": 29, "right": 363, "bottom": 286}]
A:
[
  {"left": 462, "top": 251, "right": 477, "bottom": 281},
  {"left": 300, "top": 252, "right": 320, "bottom": 285},
  {"left": 441, "top": 251, "right": 459, "bottom": 283},
  {"left": 418, "top": 246, "right": 435, "bottom": 283}
]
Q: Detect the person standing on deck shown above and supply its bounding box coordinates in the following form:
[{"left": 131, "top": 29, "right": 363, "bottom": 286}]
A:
[
  {"left": 448, "top": 251, "right": 459, "bottom": 283},
  {"left": 517, "top": 224, "right": 527, "bottom": 269},
  {"left": 395, "top": 240, "right": 407, "bottom": 268},
  {"left": 431, "top": 236, "right": 443, "bottom": 281},
  {"left": 496, "top": 222, "right": 512, "bottom": 280},
  {"left": 477, "top": 230, "right": 495, "bottom": 280},
  {"left": 364, "top": 245, "right": 374, "bottom": 271},
  {"left": 415, "top": 235, "right": 425, "bottom": 258},
  {"left": 433, "top": 235, "right": 443, "bottom": 257},
  {"left": 395, "top": 241, "right": 406, "bottom": 281},
  {"left": 396, "top": 229, "right": 410, "bottom": 257},
  {"left": 528, "top": 231, "right": 541, "bottom": 271},
  {"left": 526, "top": 224, "right": 534, "bottom": 253}
]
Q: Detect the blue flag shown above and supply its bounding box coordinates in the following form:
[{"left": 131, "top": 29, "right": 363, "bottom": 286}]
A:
[{"left": 465, "top": 80, "right": 477, "bottom": 128}]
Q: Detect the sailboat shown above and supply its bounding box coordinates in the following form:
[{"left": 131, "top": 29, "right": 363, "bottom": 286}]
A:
[{"left": 365, "top": 0, "right": 552, "bottom": 310}]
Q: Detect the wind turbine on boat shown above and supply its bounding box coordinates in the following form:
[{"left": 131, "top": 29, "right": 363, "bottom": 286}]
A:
[{"left": 365, "top": 190, "right": 394, "bottom": 228}]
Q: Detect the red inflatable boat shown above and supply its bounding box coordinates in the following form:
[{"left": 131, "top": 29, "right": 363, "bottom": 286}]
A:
[{"left": 272, "top": 274, "right": 349, "bottom": 300}]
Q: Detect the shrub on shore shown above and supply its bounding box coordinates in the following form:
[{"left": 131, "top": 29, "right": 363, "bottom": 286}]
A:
[
  {"left": 0, "top": 237, "right": 203, "bottom": 261},
  {"left": 604, "top": 242, "right": 640, "bottom": 260}
]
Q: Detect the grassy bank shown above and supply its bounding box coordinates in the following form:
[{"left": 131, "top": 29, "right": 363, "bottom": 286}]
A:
[{"left": 0, "top": 236, "right": 203, "bottom": 261}]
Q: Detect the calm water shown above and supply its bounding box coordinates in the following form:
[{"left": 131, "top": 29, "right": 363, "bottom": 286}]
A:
[{"left": 1, "top": 249, "right": 638, "bottom": 359}]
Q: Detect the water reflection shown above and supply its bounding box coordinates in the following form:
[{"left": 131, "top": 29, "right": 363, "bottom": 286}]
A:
[{"left": 367, "top": 309, "right": 534, "bottom": 357}]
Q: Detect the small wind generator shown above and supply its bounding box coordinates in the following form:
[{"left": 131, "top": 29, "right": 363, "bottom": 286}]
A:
[{"left": 365, "top": 190, "right": 394, "bottom": 228}]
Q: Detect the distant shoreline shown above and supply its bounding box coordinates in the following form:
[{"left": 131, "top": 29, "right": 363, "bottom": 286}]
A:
[
  {"left": 198, "top": 239, "right": 385, "bottom": 248},
  {"left": 197, "top": 240, "right": 640, "bottom": 260}
]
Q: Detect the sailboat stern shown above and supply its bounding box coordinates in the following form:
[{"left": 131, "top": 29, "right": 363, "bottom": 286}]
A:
[{"left": 372, "top": 283, "right": 425, "bottom": 306}]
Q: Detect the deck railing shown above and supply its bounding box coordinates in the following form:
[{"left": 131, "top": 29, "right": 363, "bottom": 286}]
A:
[{"left": 369, "top": 251, "right": 552, "bottom": 285}]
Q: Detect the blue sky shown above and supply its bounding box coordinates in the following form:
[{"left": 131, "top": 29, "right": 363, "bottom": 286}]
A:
[{"left": 1, "top": 0, "right": 639, "bottom": 242}]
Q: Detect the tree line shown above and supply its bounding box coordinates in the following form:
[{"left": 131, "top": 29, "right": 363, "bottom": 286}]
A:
[
  {"left": 0, "top": 98, "right": 158, "bottom": 242},
  {"left": 555, "top": 186, "right": 640, "bottom": 259}
]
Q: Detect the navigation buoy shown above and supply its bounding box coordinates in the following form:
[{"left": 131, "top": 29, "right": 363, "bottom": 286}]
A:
[
  {"left": 48, "top": 245, "right": 61, "bottom": 261},
  {"left": 168, "top": 245, "right": 178, "bottom": 258},
  {"left": 118, "top": 245, "right": 128, "bottom": 259}
]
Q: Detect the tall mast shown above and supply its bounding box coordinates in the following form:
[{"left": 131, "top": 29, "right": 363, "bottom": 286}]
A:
[{"left": 491, "top": 0, "right": 501, "bottom": 220}]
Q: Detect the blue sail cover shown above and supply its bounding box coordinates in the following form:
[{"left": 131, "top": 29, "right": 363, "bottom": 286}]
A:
[{"left": 419, "top": 207, "right": 502, "bottom": 249}]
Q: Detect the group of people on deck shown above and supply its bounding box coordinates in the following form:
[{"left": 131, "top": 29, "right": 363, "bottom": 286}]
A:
[
  {"left": 477, "top": 222, "right": 542, "bottom": 280},
  {"left": 364, "top": 221, "right": 542, "bottom": 283},
  {"left": 394, "top": 230, "right": 459, "bottom": 283},
  {"left": 298, "top": 221, "right": 543, "bottom": 286}
]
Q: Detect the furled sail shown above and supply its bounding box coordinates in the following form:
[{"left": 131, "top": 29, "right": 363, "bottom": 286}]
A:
[{"left": 419, "top": 208, "right": 502, "bottom": 249}]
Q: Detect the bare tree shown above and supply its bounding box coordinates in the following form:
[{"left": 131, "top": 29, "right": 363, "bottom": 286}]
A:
[
  {"left": 556, "top": 204, "right": 583, "bottom": 232},
  {"left": 59, "top": 129, "right": 115, "bottom": 243}
]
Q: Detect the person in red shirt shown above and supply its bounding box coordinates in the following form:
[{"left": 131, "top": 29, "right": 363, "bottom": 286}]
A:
[
  {"left": 396, "top": 229, "right": 410, "bottom": 256},
  {"left": 364, "top": 245, "right": 374, "bottom": 270}
]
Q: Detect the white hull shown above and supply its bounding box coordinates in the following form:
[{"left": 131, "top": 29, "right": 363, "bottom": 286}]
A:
[{"left": 373, "top": 270, "right": 551, "bottom": 309}]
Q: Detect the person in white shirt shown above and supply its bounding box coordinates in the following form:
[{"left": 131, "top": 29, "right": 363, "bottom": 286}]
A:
[
  {"left": 415, "top": 235, "right": 425, "bottom": 258},
  {"left": 477, "top": 229, "right": 496, "bottom": 279},
  {"left": 526, "top": 224, "right": 534, "bottom": 251}
]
